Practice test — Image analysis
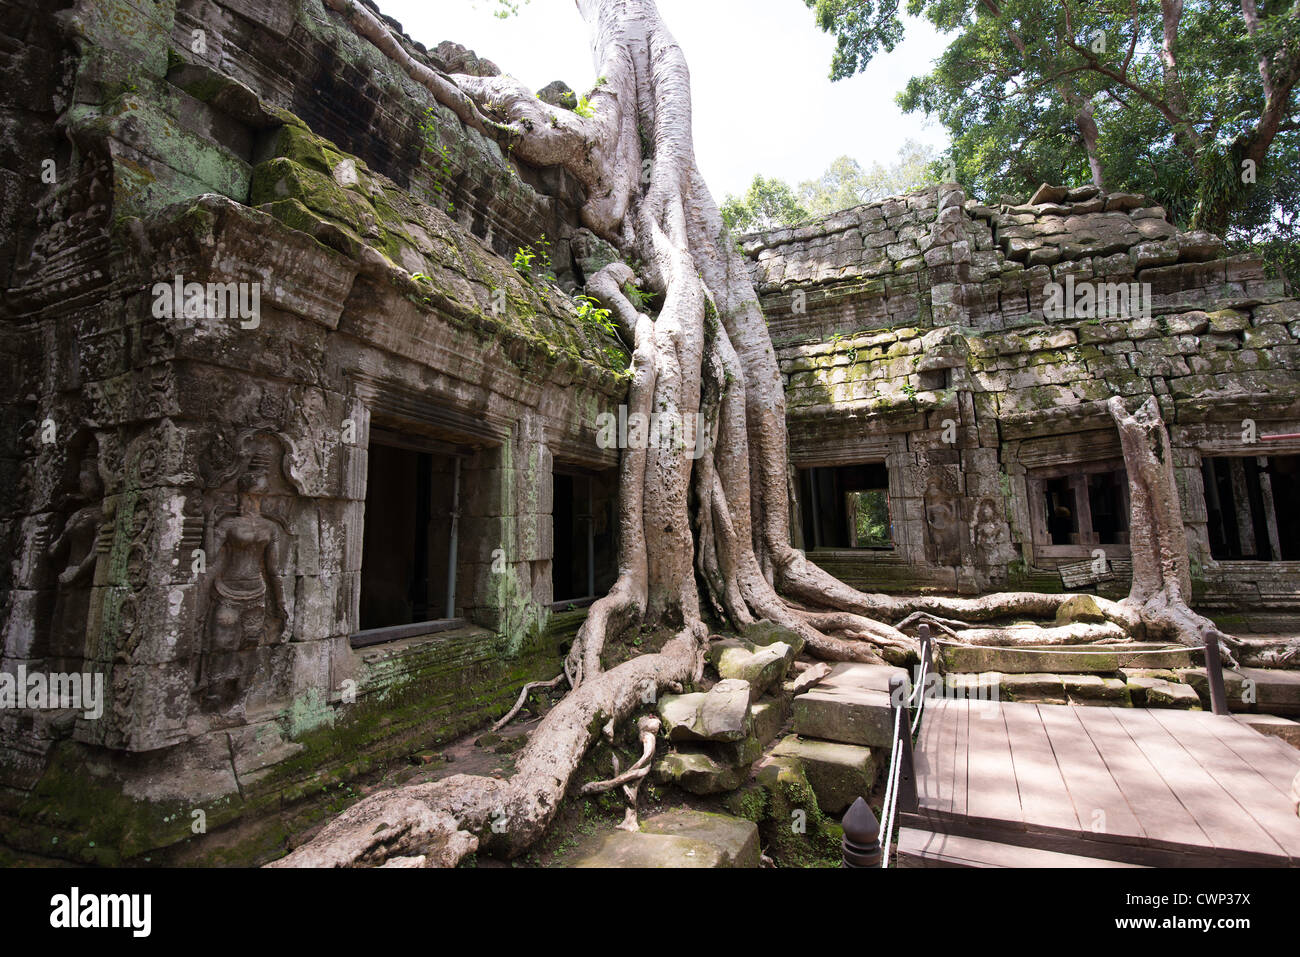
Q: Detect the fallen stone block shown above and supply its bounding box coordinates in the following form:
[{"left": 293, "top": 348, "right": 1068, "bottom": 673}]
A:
[
  {"left": 753, "top": 756, "right": 842, "bottom": 866},
  {"left": 820, "top": 661, "right": 909, "bottom": 694},
  {"left": 752, "top": 696, "right": 789, "bottom": 747},
  {"left": 792, "top": 686, "right": 895, "bottom": 748},
  {"left": 1000, "top": 673, "right": 1066, "bottom": 704},
  {"left": 742, "top": 620, "right": 806, "bottom": 658},
  {"left": 785, "top": 662, "right": 832, "bottom": 696},
  {"left": 638, "top": 809, "right": 761, "bottom": 867},
  {"left": 1119, "top": 667, "right": 1182, "bottom": 684},
  {"left": 658, "top": 678, "right": 753, "bottom": 742},
  {"left": 1127, "top": 676, "right": 1200, "bottom": 709},
  {"left": 708, "top": 638, "right": 793, "bottom": 700},
  {"left": 1181, "top": 667, "right": 1300, "bottom": 716},
  {"left": 1055, "top": 594, "right": 1109, "bottom": 624},
  {"left": 570, "top": 809, "right": 760, "bottom": 868},
  {"left": 1063, "top": 674, "right": 1131, "bottom": 707},
  {"left": 653, "top": 747, "right": 750, "bottom": 795},
  {"left": 770, "top": 735, "right": 876, "bottom": 814}
]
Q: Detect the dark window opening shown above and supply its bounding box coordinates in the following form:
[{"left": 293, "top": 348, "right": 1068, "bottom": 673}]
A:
[
  {"left": 1044, "top": 477, "right": 1078, "bottom": 545},
  {"left": 359, "top": 441, "right": 460, "bottom": 631},
  {"left": 799, "top": 463, "right": 893, "bottom": 549},
  {"left": 1032, "top": 466, "right": 1129, "bottom": 549},
  {"left": 553, "top": 470, "right": 618, "bottom": 604},
  {"left": 1088, "top": 471, "right": 1127, "bottom": 545},
  {"left": 1203, "top": 455, "right": 1300, "bottom": 561}
]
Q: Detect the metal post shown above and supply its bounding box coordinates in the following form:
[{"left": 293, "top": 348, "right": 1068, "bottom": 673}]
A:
[
  {"left": 445, "top": 457, "right": 460, "bottom": 620},
  {"left": 1201, "top": 623, "right": 1230, "bottom": 717},
  {"left": 841, "top": 797, "right": 881, "bottom": 868},
  {"left": 888, "top": 674, "right": 919, "bottom": 815}
]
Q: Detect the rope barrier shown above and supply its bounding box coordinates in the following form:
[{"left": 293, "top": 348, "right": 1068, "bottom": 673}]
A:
[
  {"left": 878, "top": 650, "right": 931, "bottom": 868},
  {"left": 878, "top": 701, "right": 905, "bottom": 868},
  {"left": 910, "top": 656, "right": 928, "bottom": 734}
]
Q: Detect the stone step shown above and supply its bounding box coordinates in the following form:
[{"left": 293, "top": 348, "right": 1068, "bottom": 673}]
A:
[
  {"left": 1180, "top": 666, "right": 1300, "bottom": 716},
  {"left": 769, "top": 734, "right": 876, "bottom": 814},
  {"left": 945, "top": 671, "right": 1204, "bottom": 709},
  {"left": 792, "top": 685, "right": 895, "bottom": 747},
  {"left": 897, "top": 828, "right": 1148, "bottom": 868},
  {"left": 820, "top": 661, "right": 909, "bottom": 693},
  {"left": 569, "top": 809, "right": 760, "bottom": 868},
  {"left": 939, "top": 642, "right": 1193, "bottom": 674}
]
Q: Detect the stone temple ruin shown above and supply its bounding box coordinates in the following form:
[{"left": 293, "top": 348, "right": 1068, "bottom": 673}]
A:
[{"left": 1, "top": 0, "right": 1298, "bottom": 866}]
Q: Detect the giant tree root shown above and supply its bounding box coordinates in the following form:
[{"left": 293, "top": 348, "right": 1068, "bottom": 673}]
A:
[{"left": 271, "top": 631, "right": 699, "bottom": 867}]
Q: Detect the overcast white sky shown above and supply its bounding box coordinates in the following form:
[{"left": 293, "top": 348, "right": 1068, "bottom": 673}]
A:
[{"left": 375, "top": 0, "right": 951, "bottom": 199}]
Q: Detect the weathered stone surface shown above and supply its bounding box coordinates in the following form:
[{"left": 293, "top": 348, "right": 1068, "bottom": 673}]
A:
[
  {"left": 1063, "top": 674, "right": 1132, "bottom": 706},
  {"left": 770, "top": 735, "right": 876, "bottom": 814},
  {"left": 1126, "top": 676, "right": 1201, "bottom": 709},
  {"left": 752, "top": 696, "right": 789, "bottom": 747},
  {"left": 658, "top": 679, "right": 754, "bottom": 742},
  {"left": 742, "top": 620, "right": 807, "bottom": 658},
  {"left": 570, "top": 812, "right": 759, "bottom": 868},
  {"left": 792, "top": 687, "right": 895, "bottom": 747},
  {"left": 820, "top": 661, "right": 909, "bottom": 694},
  {"left": 942, "top": 644, "right": 1193, "bottom": 674},
  {"left": 1029, "top": 184, "right": 1070, "bottom": 206},
  {"left": 653, "top": 747, "right": 750, "bottom": 795},
  {"left": 1000, "top": 673, "right": 1067, "bottom": 704},
  {"left": 637, "top": 809, "right": 761, "bottom": 866},
  {"left": 708, "top": 638, "right": 793, "bottom": 700},
  {"left": 1180, "top": 667, "right": 1300, "bottom": 716}
]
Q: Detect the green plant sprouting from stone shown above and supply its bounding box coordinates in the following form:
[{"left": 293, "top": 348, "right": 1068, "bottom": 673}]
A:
[
  {"left": 513, "top": 235, "right": 555, "bottom": 282},
  {"left": 573, "top": 293, "right": 629, "bottom": 367}
]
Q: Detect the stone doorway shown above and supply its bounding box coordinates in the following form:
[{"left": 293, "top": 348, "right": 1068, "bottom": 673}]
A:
[{"left": 797, "top": 463, "right": 893, "bottom": 550}]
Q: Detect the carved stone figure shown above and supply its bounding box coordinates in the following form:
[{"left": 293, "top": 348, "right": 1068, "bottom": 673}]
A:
[
  {"left": 44, "top": 450, "right": 102, "bottom": 662},
  {"left": 923, "top": 471, "right": 962, "bottom": 567},
  {"left": 197, "top": 470, "right": 288, "bottom": 711}
]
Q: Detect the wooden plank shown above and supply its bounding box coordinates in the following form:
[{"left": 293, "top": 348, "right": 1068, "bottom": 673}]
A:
[
  {"left": 1147, "top": 708, "right": 1300, "bottom": 862},
  {"left": 1173, "top": 709, "right": 1300, "bottom": 796},
  {"left": 1107, "top": 707, "right": 1287, "bottom": 861},
  {"left": 951, "top": 696, "right": 971, "bottom": 819},
  {"left": 914, "top": 695, "right": 946, "bottom": 809},
  {"left": 897, "top": 827, "right": 1148, "bottom": 869},
  {"left": 964, "top": 699, "right": 1023, "bottom": 827},
  {"left": 1035, "top": 704, "right": 1147, "bottom": 845},
  {"left": 1071, "top": 706, "right": 1207, "bottom": 849},
  {"left": 1000, "top": 700, "right": 1081, "bottom": 833}
]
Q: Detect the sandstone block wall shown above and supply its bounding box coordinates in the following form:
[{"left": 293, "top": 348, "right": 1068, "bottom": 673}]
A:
[
  {"left": 0, "top": 0, "right": 626, "bottom": 862},
  {"left": 746, "top": 184, "right": 1300, "bottom": 604}
]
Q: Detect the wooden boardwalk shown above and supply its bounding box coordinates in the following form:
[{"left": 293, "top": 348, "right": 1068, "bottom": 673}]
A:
[{"left": 903, "top": 699, "right": 1300, "bottom": 867}]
